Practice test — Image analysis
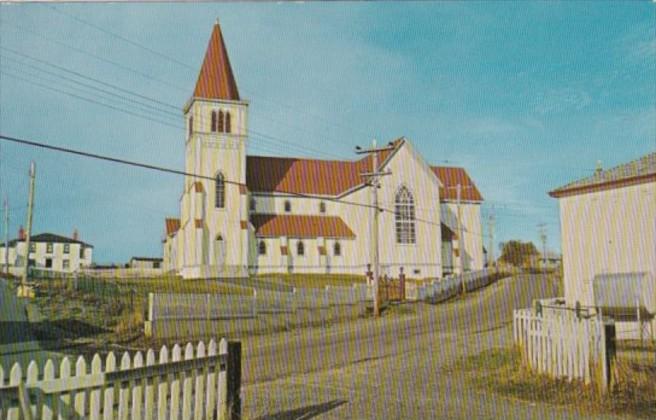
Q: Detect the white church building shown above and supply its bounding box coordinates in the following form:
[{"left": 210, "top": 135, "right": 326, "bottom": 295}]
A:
[{"left": 163, "top": 23, "right": 485, "bottom": 280}]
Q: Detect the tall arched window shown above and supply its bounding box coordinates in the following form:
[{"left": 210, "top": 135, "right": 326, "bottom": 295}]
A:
[
  {"left": 297, "top": 241, "right": 305, "bottom": 256},
  {"left": 333, "top": 242, "right": 341, "bottom": 256},
  {"left": 284, "top": 200, "right": 291, "bottom": 213},
  {"left": 188, "top": 116, "right": 193, "bottom": 137},
  {"left": 215, "top": 172, "right": 225, "bottom": 209},
  {"left": 211, "top": 111, "right": 217, "bottom": 132},
  {"left": 319, "top": 201, "right": 326, "bottom": 213},
  {"left": 258, "top": 240, "right": 267, "bottom": 255},
  {"left": 218, "top": 110, "right": 224, "bottom": 133},
  {"left": 249, "top": 197, "right": 256, "bottom": 212},
  {"left": 395, "top": 186, "right": 416, "bottom": 244},
  {"left": 225, "top": 112, "right": 231, "bottom": 133}
]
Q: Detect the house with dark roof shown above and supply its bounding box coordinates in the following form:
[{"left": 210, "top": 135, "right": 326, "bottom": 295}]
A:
[
  {"left": 0, "top": 228, "right": 94, "bottom": 275},
  {"left": 162, "top": 22, "right": 485, "bottom": 279},
  {"left": 549, "top": 152, "right": 656, "bottom": 334}
]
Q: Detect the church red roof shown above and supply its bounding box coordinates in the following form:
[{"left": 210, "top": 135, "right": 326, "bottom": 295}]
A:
[
  {"left": 430, "top": 166, "right": 483, "bottom": 202},
  {"left": 165, "top": 218, "right": 180, "bottom": 236},
  {"left": 251, "top": 214, "right": 355, "bottom": 239},
  {"left": 192, "top": 22, "right": 240, "bottom": 101},
  {"left": 244, "top": 139, "right": 482, "bottom": 202},
  {"left": 246, "top": 139, "right": 402, "bottom": 196}
]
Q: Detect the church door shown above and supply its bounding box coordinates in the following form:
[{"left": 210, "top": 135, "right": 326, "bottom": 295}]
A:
[{"left": 214, "top": 235, "right": 226, "bottom": 267}]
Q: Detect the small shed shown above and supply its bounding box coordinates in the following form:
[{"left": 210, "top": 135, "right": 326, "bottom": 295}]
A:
[{"left": 592, "top": 272, "right": 655, "bottom": 320}]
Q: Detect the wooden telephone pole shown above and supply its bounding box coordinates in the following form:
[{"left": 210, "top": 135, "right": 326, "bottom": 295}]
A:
[
  {"left": 356, "top": 140, "right": 393, "bottom": 316},
  {"left": 3, "top": 197, "right": 8, "bottom": 276},
  {"left": 19, "top": 161, "right": 35, "bottom": 298},
  {"left": 448, "top": 183, "right": 472, "bottom": 294},
  {"left": 538, "top": 223, "right": 547, "bottom": 274}
]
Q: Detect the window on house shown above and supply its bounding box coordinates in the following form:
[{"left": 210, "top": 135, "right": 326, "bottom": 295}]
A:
[
  {"left": 63, "top": 260, "right": 70, "bottom": 270},
  {"left": 211, "top": 111, "right": 217, "bottom": 132},
  {"left": 258, "top": 240, "right": 267, "bottom": 255},
  {"left": 79, "top": 247, "right": 84, "bottom": 258},
  {"left": 284, "top": 200, "right": 291, "bottom": 213},
  {"left": 63, "top": 244, "right": 70, "bottom": 254},
  {"left": 297, "top": 241, "right": 305, "bottom": 256},
  {"left": 225, "top": 112, "right": 231, "bottom": 133},
  {"left": 249, "top": 198, "right": 256, "bottom": 212},
  {"left": 215, "top": 172, "right": 225, "bottom": 209},
  {"left": 334, "top": 242, "right": 341, "bottom": 256},
  {"left": 319, "top": 201, "right": 326, "bottom": 213},
  {"left": 46, "top": 243, "right": 53, "bottom": 253},
  {"left": 218, "top": 110, "right": 224, "bottom": 133},
  {"left": 395, "top": 186, "right": 416, "bottom": 244},
  {"left": 29, "top": 243, "right": 35, "bottom": 253}
]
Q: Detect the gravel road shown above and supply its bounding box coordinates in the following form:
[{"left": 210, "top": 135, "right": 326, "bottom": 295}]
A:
[{"left": 239, "top": 275, "right": 622, "bottom": 419}]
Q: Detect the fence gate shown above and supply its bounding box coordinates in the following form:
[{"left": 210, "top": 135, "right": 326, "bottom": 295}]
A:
[{"left": 0, "top": 338, "right": 241, "bottom": 420}]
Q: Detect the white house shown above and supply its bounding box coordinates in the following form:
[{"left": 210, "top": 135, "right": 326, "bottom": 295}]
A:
[
  {"left": 162, "top": 22, "right": 485, "bottom": 280},
  {"left": 549, "top": 152, "right": 656, "bottom": 337},
  {"left": 129, "top": 257, "right": 163, "bottom": 270},
  {"left": 0, "top": 229, "right": 94, "bottom": 275}
]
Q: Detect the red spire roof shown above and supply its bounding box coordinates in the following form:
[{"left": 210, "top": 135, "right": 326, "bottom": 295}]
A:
[{"left": 192, "top": 22, "right": 240, "bottom": 101}]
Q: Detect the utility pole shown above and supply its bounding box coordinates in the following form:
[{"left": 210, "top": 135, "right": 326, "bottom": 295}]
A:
[
  {"left": 488, "top": 207, "right": 495, "bottom": 268},
  {"left": 538, "top": 223, "right": 547, "bottom": 274},
  {"left": 3, "top": 197, "right": 8, "bottom": 276},
  {"left": 448, "top": 183, "right": 472, "bottom": 294},
  {"left": 356, "top": 140, "right": 393, "bottom": 317},
  {"left": 19, "top": 161, "right": 35, "bottom": 297}
]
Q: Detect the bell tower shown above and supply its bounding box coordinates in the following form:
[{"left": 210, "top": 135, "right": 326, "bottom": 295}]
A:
[{"left": 179, "top": 20, "right": 249, "bottom": 278}]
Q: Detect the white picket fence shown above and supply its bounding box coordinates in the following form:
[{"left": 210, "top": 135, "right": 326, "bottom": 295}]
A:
[
  {"left": 405, "top": 268, "right": 502, "bottom": 302},
  {"left": 0, "top": 338, "right": 235, "bottom": 420},
  {"left": 513, "top": 308, "right": 610, "bottom": 391}
]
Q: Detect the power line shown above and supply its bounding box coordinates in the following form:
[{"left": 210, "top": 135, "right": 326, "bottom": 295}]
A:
[
  {"left": 0, "top": 46, "right": 180, "bottom": 112},
  {"left": 0, "top": 133, "right": 494, "bottom": 239},
  {"left": 0, "top": 57, "right": 180, "bottom": 120},
  {"left": 1, "top": 49, "right": 345, "bottom": 160},
  {"left": 0, "top": 19, "right": 188, "bottom": 93},
  {"left": 0, "top": 70, "right": 184, "bottom": 130},
  {"left": 45, "top": 4, "right": 196, "bottom": 72},
  {"left": 42, "top": 5, "right": 374, "bottom": 142}
]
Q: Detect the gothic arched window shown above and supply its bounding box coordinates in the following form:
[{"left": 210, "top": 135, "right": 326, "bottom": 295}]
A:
[
  {"left": 215, "top": 172, "right": 225, "bottom": 209},
  {"left": 319, "top": 201, "right": 326, "bottom": 213},
  {"left": 258, "top": 240, "right": 267, "bottom": 255},
  {"left": 333, "top": 242, "right": 341, "bottom": 256},
  {"left": 249, "top": 197, "right": 256, "bottom": 212},
  {"left": 218, "top": 110, "right": 224, "bottom": 133},
  {"left": 284, "top": 200, "right": 291, "bottom": 213},
  {"left": 395, "top": 186, "right": 416, "bottom": 244},
  {"left": 211, "top": 111, "right": 217, "bottom": 132},
  {"left": 225, "top": 112, "right": 231, "bottom": 133},
  {"left": 188, "top": 116, "right": 193, "bottom": 137},
  {"left": 297, "top": 241, "right": 305, "bottom": 256}
]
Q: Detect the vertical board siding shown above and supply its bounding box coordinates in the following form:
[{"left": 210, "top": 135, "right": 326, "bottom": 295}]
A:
[{"left": 0, "top": 338, "right": 231, "bottom": 420}]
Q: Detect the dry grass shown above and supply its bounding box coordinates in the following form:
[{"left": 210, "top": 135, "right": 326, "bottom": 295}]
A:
[
  {"left": 262, "top": 273, "right": 366, "bottom": 289},
  {"left": 452, "top": 346, "right": 656, "bottom": 418},
  {"left": 114, "top": 307, "right": 145, "bottom": 337}
]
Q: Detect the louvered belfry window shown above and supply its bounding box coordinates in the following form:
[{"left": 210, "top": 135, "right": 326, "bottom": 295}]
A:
[{"left": 215, "top": 173, "right": 225, "bottom": 209}]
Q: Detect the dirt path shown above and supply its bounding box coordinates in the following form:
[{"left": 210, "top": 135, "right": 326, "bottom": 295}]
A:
[{"left": 240, "top": 275, "right": 621, "bottom": 419}]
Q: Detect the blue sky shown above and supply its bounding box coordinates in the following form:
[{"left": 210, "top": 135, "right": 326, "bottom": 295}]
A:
[{"left": 0, "top": 2, "right": 654, "bottom": 263}]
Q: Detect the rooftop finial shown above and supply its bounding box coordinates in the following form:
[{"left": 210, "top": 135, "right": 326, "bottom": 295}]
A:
[
  {"left": 595, "top": 160, "right": 603, "bottom": 175},
  {"left": 215, "top": 18, "right": 220, "bottom": 26}
]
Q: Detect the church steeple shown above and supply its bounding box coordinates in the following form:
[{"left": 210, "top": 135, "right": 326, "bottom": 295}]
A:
[{"left": 192, "top": 20, "right": 240, "bottom": 101}]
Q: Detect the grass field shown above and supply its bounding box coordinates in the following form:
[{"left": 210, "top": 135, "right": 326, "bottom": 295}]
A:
[
  {"left": 260, "top": 273, "right": 366, "bottom": 289},
  {"left": 451, "top": 345, "right": 656, "bottom": 419},
  {"left": 19, "top": 273, "right": 368, "bottom": 351}
]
